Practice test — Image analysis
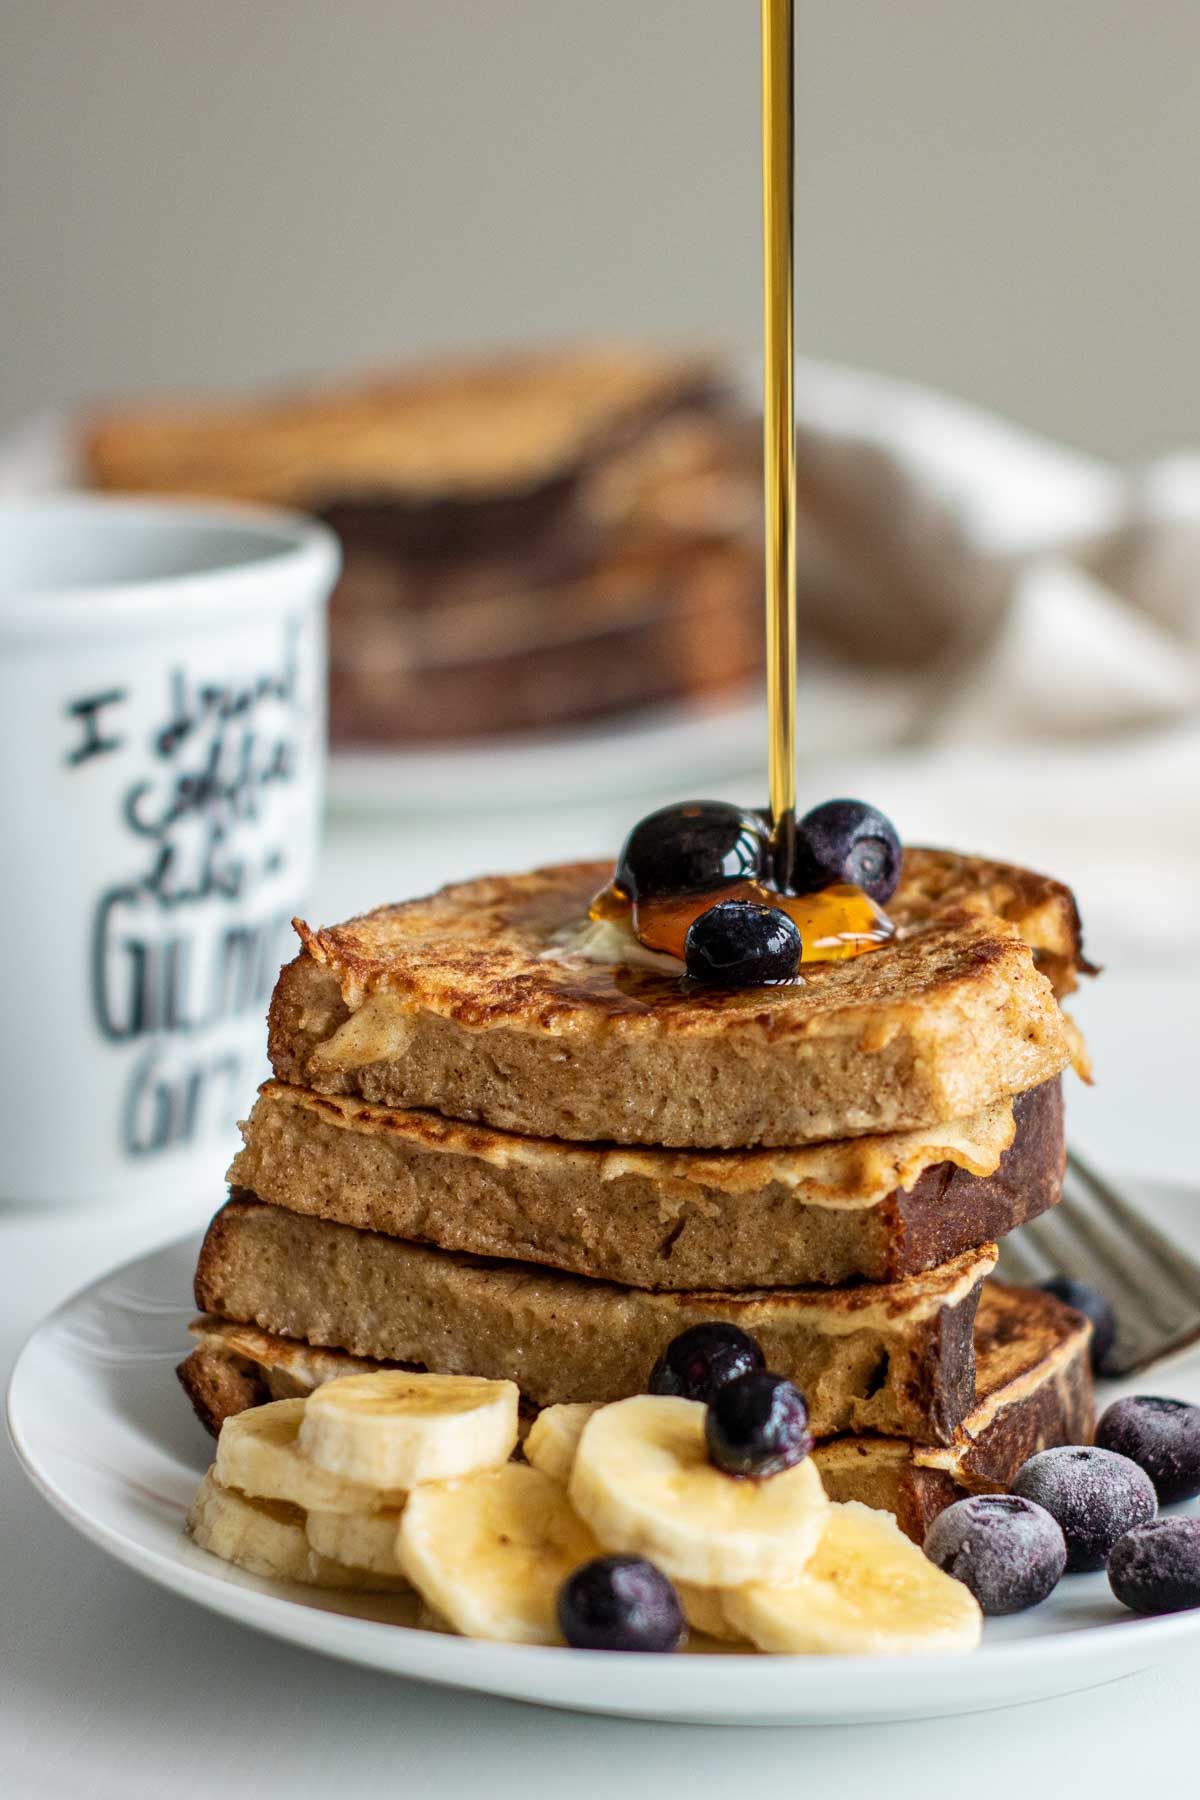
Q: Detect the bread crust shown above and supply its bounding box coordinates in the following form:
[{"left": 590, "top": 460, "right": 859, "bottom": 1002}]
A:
[
  {"left": 176, "top": 1339, "right": 270, "bottom": 1437},
  {"left": 814, "top": 1281, "right": 1094, "bottom": 1538}
]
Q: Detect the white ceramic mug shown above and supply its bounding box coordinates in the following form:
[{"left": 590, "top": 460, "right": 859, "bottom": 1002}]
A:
[{"left": 0, "top": 495, "right": 339, "bottom": 1207}]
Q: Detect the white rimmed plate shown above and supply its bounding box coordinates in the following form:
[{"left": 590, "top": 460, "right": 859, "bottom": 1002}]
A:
[{"left": 8, "top": 1191, "right": 1200, "bottom": 1726}]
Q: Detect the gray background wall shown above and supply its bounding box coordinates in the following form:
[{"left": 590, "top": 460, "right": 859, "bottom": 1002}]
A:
[{"left": 2, "top": 0, "right": 1195, "bottom": 461}]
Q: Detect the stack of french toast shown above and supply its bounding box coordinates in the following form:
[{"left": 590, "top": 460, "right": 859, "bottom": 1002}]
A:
[
  {"left": 180, "top": 824, "right": 1097, "bottom": 1543},
  {"left": 86, "top": 345, "right": 764, "bottom": 743}
]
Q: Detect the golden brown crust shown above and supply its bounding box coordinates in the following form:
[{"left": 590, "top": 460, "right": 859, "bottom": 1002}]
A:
[
  {"left": 85, "top": 346, "right": 724, "bottom": 508},
  {"left": 897, "top": 847, "right": 1093, "bottom": 999},
  {"left": 286, "top": 852, "right": 1069, "bottom": 1030},
  {"left": 175, "top": 1339, "right": 269, "bottom": 1437},
  {"left": 193, "top": 1197, "right": 994, "bottom": 1439},
  {"left": 267, "top": 850, "right": 1076, "bottom": 1147}
]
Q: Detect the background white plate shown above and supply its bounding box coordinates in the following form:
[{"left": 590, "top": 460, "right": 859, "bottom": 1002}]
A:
[{"left": 8, "top": 1204, "right": 1200, "bottom": 1726}]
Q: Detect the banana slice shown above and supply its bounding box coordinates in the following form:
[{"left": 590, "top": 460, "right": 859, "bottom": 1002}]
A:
[
  {"left": 300, "top": 1371, "right": 519, "bottom": 1489},
  {"left": 306, "top": 1507, "right": 408, "bottom": 1578},
  {"left": 724, "top": 1502, "right": 983, "bottom": 1655},
  {"left": 397, "top": 1462, "right": 599, "bottom": 1643},
  {"left": 216, "top": 1399, "right": 407, "bottom": 1514},
  {"left": 186, "top": 1469, "right": 404, "bottom": 1591},
  {"left": 675, "top": 1582, "right": 745, "bottom": 1644},
  {"left": 569, "top": 1395, "right": 828, "bottom": 1586},
  {"left": 523, "top": 1402, "right": 601, "bottom": 1483}
]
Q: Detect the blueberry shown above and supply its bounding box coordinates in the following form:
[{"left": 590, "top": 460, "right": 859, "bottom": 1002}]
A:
[
  {"left": 923, "top": 1494, "right": 1067, "bottom": 1615},
  {"left": 615, "top": 801, "right": 768, "bottom": 901},
  {"left": 1107, "top": 1517, "right": 1200, "bottom": 1616},
  {"left": 705, "top": 1371, "right": 814, "bottom": 1479},
  {"left": 1012, "top": 1446, "right": 1157, "bottom": 1572},
  {"left": 558, "top": 1555, "right": 685, "bottom": 1652},
  {"left": 648, "top": 1322, "right": 766, "bottom": 1404},
  {"left": 792, "top": 799, "right": 902, "bottom": 904},
  {"left": 1095, "top": 1396, "right": 1200, "bottom": 1506},
  {"left": 1040, "top": 1276, "right": 1118, "bottom": 1374},
  {"left": 684, "top": 900, "right": 802, "bottom": 988}
]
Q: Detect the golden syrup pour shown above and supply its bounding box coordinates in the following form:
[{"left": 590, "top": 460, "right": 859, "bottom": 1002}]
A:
[
  {"left": 761, "top": 0, "right": 798, "bottom": 887},
  {"left": 587, "top": 12, "right": 898, "bottom": 983},
  {"left": 590, "top": 881, "right": 893, "bottom": 966}
]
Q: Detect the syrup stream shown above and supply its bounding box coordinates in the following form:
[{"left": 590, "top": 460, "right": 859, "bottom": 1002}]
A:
[
  {"left": 761, "top": 0, "right": 798, "bottom": 892},
  {"left": 586, "top": 8, "right": 894, "bottom": 978}
]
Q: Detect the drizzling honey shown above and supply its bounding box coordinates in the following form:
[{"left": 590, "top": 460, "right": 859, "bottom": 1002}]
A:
[
  {"left": 761, "top": 0, "right": 798, "bottom": 891},
  {"left": 590, "top": 880, "right": 893, "bottom": 965},
  {"left": 584, "top": 5, "right": 897, "bottom": 984}
]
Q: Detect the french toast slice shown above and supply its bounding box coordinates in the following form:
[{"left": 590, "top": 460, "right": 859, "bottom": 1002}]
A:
[
  {"left": 230, "top": 1077, "right": 1063, "bottom": 1291},
  {"left": 191, "top": 1196, "right": 994, "bottom": 1442},
  {"left": 329, "top": 535, "right": 764, "bottom": 743},
  {"left": 178, "top": 1283, "right": 1093, "bottom": 1545},
  {"left": 87, "top": 351, "right": 768, "bottom": 744},
  {"left": 815, "top": 1281, "right": 1094, "bottom": 1540},
  {"left": 85, "top": 345, "right": 724, "bottom": 509},
  {"left": 268, "top": 850, "right": 1082, "bottom": 1149}
]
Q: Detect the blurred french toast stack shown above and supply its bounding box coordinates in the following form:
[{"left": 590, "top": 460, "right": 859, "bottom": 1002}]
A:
[
  {"left": 86, "top": 346, "right": 764, "bottom": 742},
  {"left": 180, "top": 838, "right": 1097, "bottom": 1543}
]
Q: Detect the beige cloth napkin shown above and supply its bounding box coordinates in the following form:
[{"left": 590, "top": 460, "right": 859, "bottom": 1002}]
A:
[
  {"left": 777, "top": 362, "right": 1200, "bottom": 969},
  {"left": 790, "top": 360, "right": 1199, "bottom": 747}
]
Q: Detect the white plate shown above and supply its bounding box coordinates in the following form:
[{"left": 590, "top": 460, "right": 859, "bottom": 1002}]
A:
[{"left": 8, "top": 1198, "right": 1200, "bottom": 1726}]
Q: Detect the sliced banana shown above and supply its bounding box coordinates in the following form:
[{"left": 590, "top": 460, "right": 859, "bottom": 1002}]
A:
[
  {"left": 216, "top": 1398, "right": 406, "bottom": 1514},
  {"left": 300, "top": 1371, "right": 519, "bottom": 1489},
  {"left": 187, "top": 1468, "right": 312, "bottom": 1583},
  {"left": 523, "top": 1402, "right": 601, "bottom": 1483},
  {"left": 186, "top": 1469, "right": 403, "bottom": 1591},
  {"left": 569, "top": 1395, "right": 828, "bottom": 1586},
  {"left": 306, "top": 1506, "right": 408, "bottom": 1578},
  {"left": 397, "top": 1462, "right": 599, "bottom": 1644},
  {"left": 675, "top": 1581, "right": 745, "bottom": 1644},
  {"left": 724, "top": 1502, "right": 983, "bottom": 1655}
]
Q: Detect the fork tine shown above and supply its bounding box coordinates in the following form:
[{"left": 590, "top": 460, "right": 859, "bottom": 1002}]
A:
[
  {"left": 1018, "top": 1222, "right": 1158, "bottom": 1374},
  {"left": 1125, "top": 1321, "right": 1200, "bottom": 1376},
  {"left": 1057, "top": 1196, "right": 1200, "bottom": 1337},
  {"left": 1066, "top": 1151, "right": 1200, "bottom": 1303},
  {"left": 997, "top": 1150, "right": 1200, "bottom": 1374},
  {"left": 1020, "top": 1208, "right": 1193, "bottom": 1333}
]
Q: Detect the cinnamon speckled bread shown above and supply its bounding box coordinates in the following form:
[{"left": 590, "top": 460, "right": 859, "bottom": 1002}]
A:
[
  {"left": 230, "top": 1077, "right": 1063, "bottom": 1291},
  {"left": 267, "top": 850, "right": 1081, "bottom": 1149},
  {"left": 191, "top": 1196, "right": 995, "bottom": 1441}
]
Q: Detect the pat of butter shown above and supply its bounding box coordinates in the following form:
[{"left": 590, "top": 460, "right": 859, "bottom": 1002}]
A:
[{"left": 540, "top": 914, "right": 684, "bottom": 976}]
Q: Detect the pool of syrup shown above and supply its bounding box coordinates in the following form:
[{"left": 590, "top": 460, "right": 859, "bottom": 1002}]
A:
[{"left": 590, "top": 880, "right": 893, "bottom": 965}]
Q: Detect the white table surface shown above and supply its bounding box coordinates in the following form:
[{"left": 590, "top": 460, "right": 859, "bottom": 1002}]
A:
[{"left": 3, "top": 808, "right": 1198, "bottom": 1800}]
